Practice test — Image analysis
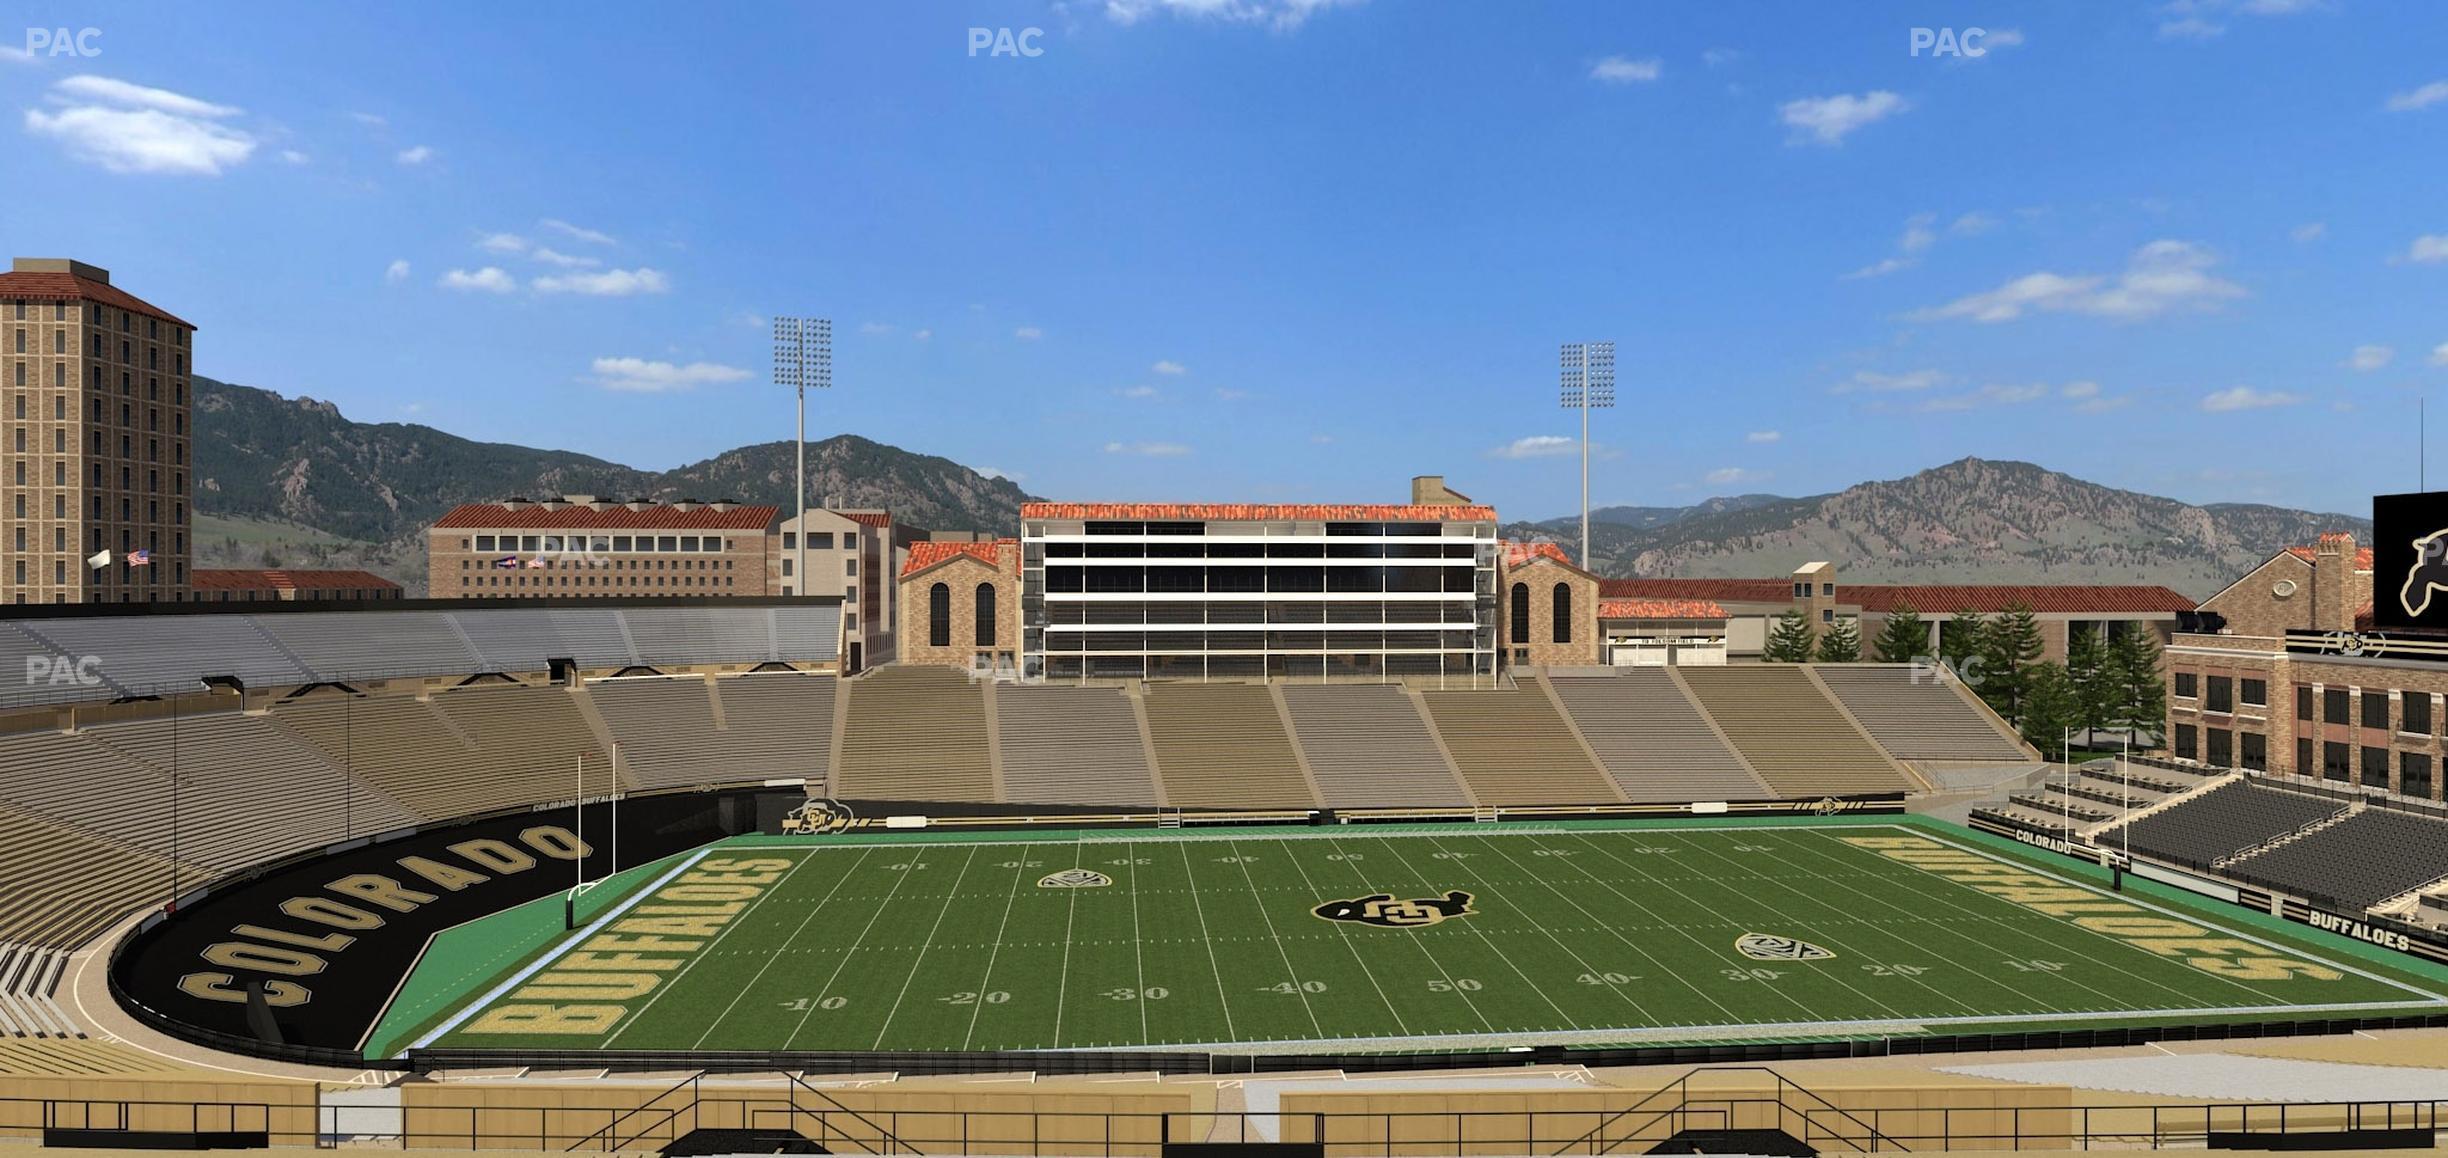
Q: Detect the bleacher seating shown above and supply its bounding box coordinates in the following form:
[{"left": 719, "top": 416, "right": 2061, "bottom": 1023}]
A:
[
  {"left": 82, "top": 711, "right": 420, "bottom": 868},
  {"left": 1280, "top": 684, "right": 1469, "bottom": 809},
  {"left": 1812, "top": 665, "right": 2030, "bottom": 762},
  {"left": 451, "top": 608, "right": 637, "bottom": 671},
  {"left": 1547, "top": 672, "right": 1769, "bottom": 803},
  {"left": 1675, "top": 666, "right": 1910, "bottom": 797},
  {"left": 2114, "top": 780, "right": 2347, "bottom": 868},
  {"left": 1143, "top": 683, "right": 1316, "bottom": 810},
  {"left": 622, "top": 608, "right": 770, "bottom": 667},
  {"left": 591, "top": 677, "right": 741, "bottom": 790},
  {"left": 251, "top": 611, "right": 482, "bottom": 683},
  {"left": 0, "top": 803, "right": 200, "bottom": 953},
  {"left": 835, "top": 666, "right": 995, "bottom": 802},
  {"left": 1419, "top": 678, "right": 1618, "bottom": 806},
  {"left": 2224, "top": 808, "right": 2448, "bottom": 910},
  {"left": 17, "top": 616, "right": 311, "bottom": 694},
  {"left": 270, "top": 694, "right": 486, "bottom": 820},
  {"left": 996, "top": 685, "right": 1160, "bottom": 808},
  {"left": 711, "top": 674, "right": 835, "bottom": 792}
]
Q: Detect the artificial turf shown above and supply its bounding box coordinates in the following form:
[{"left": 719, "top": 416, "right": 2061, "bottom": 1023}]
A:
[{"left": 410, "top": 819, "right": 2448, "bottom": 1055}]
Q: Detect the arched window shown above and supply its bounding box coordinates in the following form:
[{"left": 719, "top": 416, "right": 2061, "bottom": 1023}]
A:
[
  {"left": 975, "top": 582, "right": 998, "bottom": 647},
  {"left": 1509, "top": 582, "right": 1531, "bottom": 645},
  {"left": 1552, "top": 582, "right": 1573, "bottom": 644},
  {"left": 928, "top": 582, "right": 951, "bottom": 647}
]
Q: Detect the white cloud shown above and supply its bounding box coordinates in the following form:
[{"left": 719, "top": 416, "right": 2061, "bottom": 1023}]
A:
[
  {"left": 348, "top": 112, "right": 389, "bottom": 128},
  {"left": 2432, "top": 342, "right": 2448, "bottom": 367},
  {"left": 1778, "top": 91, "right": 1908, "bottom": 146},
  {"left": 532, "top": 267, "right": 669, "bottom": 296},
  {"left": 1104, "top": 440, "right": 1192, "bottom": 457},
  {"left": 2200, "top": 386, "right": 2303, "bottom": 412},
  {"left": 2399, "top": 234, "right": 2448, "bottom": 264},
  {"left": 1950, "top": 211, "right": 1998, "bottom": 236},
  {"left": 529, "top": 246, "right": 597, "bottom": 269},
  {"left": 439, "top": 267, "right": 515, "bottom": 294},
  {"left": 540, "top": 218, "right": 617, "bottom": 246},
  {"left": 1704, "top": 467, "right": 1771, "bottom": 486},
  {"left": 476, "top": 232, "right": 529, "bottom": 255},
  {"left": 0, "top": 45, "right": 33, "bottom": 66},
  {"left": 1979, "top": 28, "right": 2027, "bottom": 50},
  {"left": 1843, "top": 257, "right": 1914, "bottom": 280},
  {"left": 859, "top": 321, "right": 896, "bottom": 336},
  {"left": 912, "top": 328, "right": 933, "bottom": 341},
  {"left": 1152, "top": 359, "right": 1187, "bottom": 375},
  {"left": 384, "top": 259, "right": 411, "bottom": 284},
  {"left": 24, "top": 74, "right": 257, "bottom": 175},
  {"left": 1918, "top": 383, "right": 2053, "bottom": 412},
  {"left": 1834, "top": 368, "right": 1948, "bottom": 394},
  {"left": 277, "top": 148, "right": 309, "bottom": 165},
  {"left": 2346, "top": 345, "right": 2395, "bottom": 372},
  {"left": 591, "top": 358, "right": 752, "bottom": 393},
  {"left": 395, "top": 144, "right": 434, "bottom": 165},
  {"left": 1117, "top": 385, "right": 1161, "bottom": 399},
  {"left": 1101, "top": 0, "right": 1358, "bottom": 31},
  {"left": 1844, "top": 213, "right": 1943, "bottom": 279},
  {"left": 1908, "top": 239, "right": 2244, "bottom": 323},
  {"left": 1701, "top": 47, "right": 1740, "bottom": 67},
  {"left": 2291, "top": 221, "right": 2327, "bottom": 243},
  {"left": 1489, "top": 435, "right": 1580, "bottom": 459},
  {"left": 1590, "top": 56, "right": 1662, "bottom": 84},
  {"left": 2159, "top": 16, "right": 2224, "bottom": 39},
  {"left": 1746, "top": 430, "right": 1782, "bottom": 443},
  {"left": 1014, "top": 326, "right": 1044, "bottom": 341},
  {"left": 2389, "top": 80, "right": 2448, "bottom": 113},
  {"left": 1213, "top": 387, "right": 1250, "bottom": 402}
]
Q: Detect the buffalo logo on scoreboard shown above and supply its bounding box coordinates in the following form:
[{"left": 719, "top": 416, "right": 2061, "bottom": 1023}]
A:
[
  {"left": 1313, "top": 890, "right": 1475, "bottom": 929},
  {"left": 2377, "top": 492, "right": 2448, "bottom": 629}
]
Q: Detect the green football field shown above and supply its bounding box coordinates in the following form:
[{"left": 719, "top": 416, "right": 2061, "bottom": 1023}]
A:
[{"left": 409, "top": 821, "right": 2448, "bottom": 1055}]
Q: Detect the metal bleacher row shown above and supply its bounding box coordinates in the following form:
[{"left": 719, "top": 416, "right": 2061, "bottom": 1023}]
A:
[
  {"left": 2085, "top": 774, "right": 2448, "bottom": 914},
  {"left": 0, "top": 659, "right": 2026, "bottom": 1036}
]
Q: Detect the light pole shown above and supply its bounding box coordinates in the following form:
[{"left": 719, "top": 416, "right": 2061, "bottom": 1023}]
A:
[
  {"left": 1560, "top": 342, "right": 1615, "bottom": 569},
  {"left": 774, "top": 317, "right": 833, "bottom": 597}
]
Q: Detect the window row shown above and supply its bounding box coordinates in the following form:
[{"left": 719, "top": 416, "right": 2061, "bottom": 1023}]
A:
[
  {"left": 1043, "top": 564, "right": 1474, "bottom": 594},
  {"left": 469, "top": 534, "right": 734, "bottom": 554},
  {"left": 2293, "top": 684, "right": 2440, "bottom": 735}
]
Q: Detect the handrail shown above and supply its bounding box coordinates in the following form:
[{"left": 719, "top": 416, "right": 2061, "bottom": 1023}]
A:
[
  {"left": 781, "top": 1071, "right": 904, "bottom": 1155},
  {"left": 566, "top": 1072, "right": 700, "bottom": 1152}
]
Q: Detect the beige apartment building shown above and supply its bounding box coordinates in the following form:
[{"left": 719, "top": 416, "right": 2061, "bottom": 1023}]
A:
[
  {"left": 0, "top": 258, "right": 195, "bottom": 603},
  {"left": 772, "top": 509, "right": 926, "bottom": 670},
  {"left": 427, "top": 497, "right": 778, "bottom": 598}
]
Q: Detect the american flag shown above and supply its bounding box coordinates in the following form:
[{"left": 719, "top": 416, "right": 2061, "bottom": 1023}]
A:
[
  {"left": 526, "top": 556, "right": 549, "bottom": 569},
  {"left": 494, "top": 555, "right": 519, "bottom": 569},
  {"left": 127, "top": 549, "right": 152, "bottom": 566}
]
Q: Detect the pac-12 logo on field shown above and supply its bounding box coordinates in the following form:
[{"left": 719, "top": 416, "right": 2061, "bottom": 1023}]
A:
[
  {"left": 1736, "top": 933, "right": 1835, "bottom": 961},
  {"left": 1038, "top": 869, "right": 1112, "bottom": 888},
  {"left": 1313, "top": 891, "right": 1474, "bottom": 929}
]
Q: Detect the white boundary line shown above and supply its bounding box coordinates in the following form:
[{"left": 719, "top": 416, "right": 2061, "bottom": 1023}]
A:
[{"left": 400, "top": 847, "right": 715, "bottom": 1055}]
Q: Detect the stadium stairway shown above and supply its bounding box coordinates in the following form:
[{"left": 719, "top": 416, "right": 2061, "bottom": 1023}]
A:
[
  {"left": 993, "top": 684, "right": 1161, "bottom": 809},
  {"left": 833, "top": 666, "right": 996, "bottom": 804},
  {"left": 1279, "top": 684, "right": 1472, "bottom": 809},
  {"left": 1142, "top": 682, "right": 1318, "bottom": 810},
  {"left": 1418, "top": 677, "right": 1622, "bottom": 807},
  {"left": 269, "top": 693, "right": 492, "bottom": 821},
  {"left": 1544, "top": 670, "right": 1771, "bottom": 803},
  {"left": 712, "top": 673, "right": 836, "bottom": 796},
  {"left": 1673, "top": 666, "right": 1913, "bottom": 797}
]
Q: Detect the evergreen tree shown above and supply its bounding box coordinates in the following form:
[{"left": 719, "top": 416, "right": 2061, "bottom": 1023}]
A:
[
  {"left": 1940, "top": 611, "right": 1989, "bottom": 674},
  {"left": 1764, "top": 607, "right": 1816, "bottom": 663},
  {"left": 2065, "top": 625, "right": 2118, "bottom": 741},
  {"left": 1816, "top": 616, "right": 1862, "bottom": 663},
  {"left": 1978, "top": 603, "right": 2047, "bottom": 721},
  {"left": 1871, "top": 602, "right": 1929, "bottom": 665},
  {"left": 2110, "top": 628, "right": 2169, "bottom": 746},
  {"left": 2017, "top": 662, "right": 2081, "bottom": 761}
]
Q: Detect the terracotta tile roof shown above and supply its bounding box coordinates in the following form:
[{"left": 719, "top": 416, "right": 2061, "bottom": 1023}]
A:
[
  {"left": 1501, "top": 540, "right": 1578, "bottom": 568},
  {"left": 1598, "top": 598, "right": 1729, "bottom": 619},
  {"left": 2285, "top": 543, "right": 2376, "bottom": 570},
  {"left": 1599, "top": 578, "right": 1795, "bottom": 603},
  {"left": 1021, "top": 502, "right": 1497, "bottom": 522},
  {"left": 1845, "top": 585, "right": 2196, "bottom": 614},
  {"left": 432, "top": 502, "right": 777, "bottom": 531},
  {"left": 840, "top": 511, "right": 895, "bottom": 528},
  {"left": 191, "top": 568, "right": 399, "bottom": 592},
  {"left": 0, "top": 270, "right": 195, "bottom": 328},
  {"left": 901, "top": 538, "right": 1017, "bottom": 578}
]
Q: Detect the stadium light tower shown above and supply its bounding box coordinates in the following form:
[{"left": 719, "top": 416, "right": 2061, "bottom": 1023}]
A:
[
  {"left": 774, "top": 317, "right": 832, "bottom": 596},
  {"left": 1560, "top": 342, "right": 1616, "bottom": 568}
]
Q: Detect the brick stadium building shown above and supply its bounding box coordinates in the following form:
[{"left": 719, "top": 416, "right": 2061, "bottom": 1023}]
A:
[
  {"left": 426, "top": 497, "right": 778, "bottom": 598},
  {"left": 190, "top": 567, "right": 402, "bottom": 602}
]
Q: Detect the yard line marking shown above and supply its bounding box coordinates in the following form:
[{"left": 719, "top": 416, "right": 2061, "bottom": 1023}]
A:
[
  {"left": 409, "top": 847, "right": 713, "bottom": 1053},
  {"left": 604, "top": 848, "right": 823, "bottom": 1050},
  {"left": 959, "top": 848, "right": 1035, "bottom": 1051},
  {"left": 1543, "top": 833, "right": 1813, "bottom": 1022},
  {"left": 1462, "top": 835, "right": 1663, "bottom": 1026},
  {"left": 870, "top": 846, "right": 983, "bottom": 1049},
  {"left": 1276, "top": 837, "right": 1414, "bottom": 1038},
  {"left": 1052, "top": 835, "right": 1084, "bottom": 1045},
  {"left": 1225, "top": 838, "right": 1325, "bottom": 1039},
  {"left": 1320, "top": 833, "right": 1496, "bottom": 1035},
  {"left": 1376, "top": 835, "right": 1580, "bottom": 1028},
  {"left": 1174, "top": 839, "right": 1239, "bottom": 1043},
  {"left": 1747, "top": 829, "right": 2157, "bottom": 1012},
  {"left": 782, "top": 849, "right": 922, "bottom": 1047},
  {"left": 1127, "top": 846, "right": 1149, "bottom": 1045},
  {"left": 683, "top": 847, "right": 877, "bottom": 1050},
  {"left": 1671, "top": 831, "right": 2014, "bottom": 1017}
]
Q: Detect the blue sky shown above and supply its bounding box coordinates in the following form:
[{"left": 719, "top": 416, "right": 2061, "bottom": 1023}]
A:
[{"left": 3, "top": 0, "right": 2444, "bottom": 520}]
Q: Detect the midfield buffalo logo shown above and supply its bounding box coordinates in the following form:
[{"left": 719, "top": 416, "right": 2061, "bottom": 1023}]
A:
[
  {"left": 1736, "top": 933, "right": 1835, "bottom": 961},
  {"left": 1313, "top": 891, "right": 1474, "bottom": 929},
  {"left": 1038, "top": 869, "right": 1112, "bottom": 888}
]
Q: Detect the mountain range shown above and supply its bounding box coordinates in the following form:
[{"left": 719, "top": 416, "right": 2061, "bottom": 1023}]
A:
[{"left": 192, "top": 377, "right": 2367, "bottom": 600}]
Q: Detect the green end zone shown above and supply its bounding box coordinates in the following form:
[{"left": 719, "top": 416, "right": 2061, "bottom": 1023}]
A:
[{"left": 385, "top": 816, "right": 2448, "bottom": 1058}]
